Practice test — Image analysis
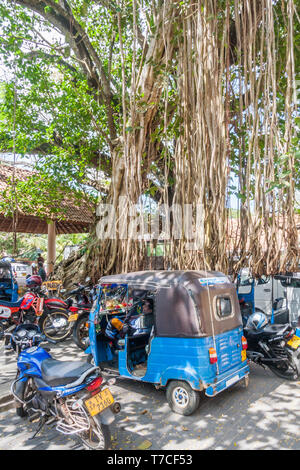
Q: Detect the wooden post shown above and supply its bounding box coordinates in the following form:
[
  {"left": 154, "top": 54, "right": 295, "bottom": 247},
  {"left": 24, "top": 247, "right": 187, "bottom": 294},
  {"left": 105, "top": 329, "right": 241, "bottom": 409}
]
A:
[{"left": 47, "top": 221, "right": 56, "bottom": 275}]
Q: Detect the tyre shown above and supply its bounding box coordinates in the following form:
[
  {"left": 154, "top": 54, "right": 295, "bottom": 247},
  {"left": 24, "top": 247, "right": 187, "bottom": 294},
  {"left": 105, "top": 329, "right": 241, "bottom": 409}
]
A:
[
  {"left": 16, "top": 404, "right": 27, "bottom": 417},
  {"left": 39, "top": 309, "right": 71, "bottom": 343},
  {"left": 0, "top": 322, "right": 4, "bottom": 342},
  {"left": 79, "top": 417, "right": 111, "bottom": 450},
  {"left": 166, "top": 380, "right": 200, "bottom": 416},
  {"left": 73, "top": 314, "right": 89, "bottom": 350},
  {"left": 268, "top": 350, "right": 300, "bottom": 381},
  {"left": 15, "top": 377, "right": 36, "bottom": 418}
]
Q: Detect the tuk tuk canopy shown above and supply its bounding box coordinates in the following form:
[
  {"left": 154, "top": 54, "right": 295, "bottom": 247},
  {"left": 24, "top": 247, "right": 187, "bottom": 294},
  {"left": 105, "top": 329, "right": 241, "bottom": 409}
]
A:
[
  {"left": 99, "top": 271, "right": 242, "bottom": 337},
  {"left": 0, "top": 261, "right": 13, "bottom": 279}
]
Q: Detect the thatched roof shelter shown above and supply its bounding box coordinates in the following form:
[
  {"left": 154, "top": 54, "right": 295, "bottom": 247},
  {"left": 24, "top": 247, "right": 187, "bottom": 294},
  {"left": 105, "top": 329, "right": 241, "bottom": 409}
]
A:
[
  {"left": 0, "top": 162, "right": 95, "bottom": 273},
  {"left": 0, "top": 162, "right": 95, "bottom": 234}
]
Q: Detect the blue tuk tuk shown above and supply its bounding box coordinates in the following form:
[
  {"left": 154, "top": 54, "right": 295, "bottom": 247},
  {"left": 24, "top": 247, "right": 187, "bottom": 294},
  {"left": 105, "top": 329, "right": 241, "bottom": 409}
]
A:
[
  {"left": 86, "top": 270, "right": 250, "bottom": 415},
  {"left": 0, "top": 261, "right": 18, "bottom": 302}
]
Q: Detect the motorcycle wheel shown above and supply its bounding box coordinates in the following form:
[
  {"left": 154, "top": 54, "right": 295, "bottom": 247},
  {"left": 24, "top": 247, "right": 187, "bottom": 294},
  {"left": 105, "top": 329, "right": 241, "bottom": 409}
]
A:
[
  {"left": 39, "top": 309, "right": 72, "bottom": 343},
  {"left": 73, "top": 314, "right": 89, "bottom": 350},
  {"left": 0, "top": 322, "right": 5, "bottom": 342},
  {"left": 78, "top": 417, "right": 111, "bottom": 450},
  {"left": 268, "top": 350, "right": 300, "bottom": 381},
  {"left": 15, "top": 377, "right": 36, "bottom": 418}
]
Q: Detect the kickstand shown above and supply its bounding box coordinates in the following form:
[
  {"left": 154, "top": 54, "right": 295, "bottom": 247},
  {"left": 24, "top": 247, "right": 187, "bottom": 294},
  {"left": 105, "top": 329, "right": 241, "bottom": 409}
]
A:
[{"left": 29, "top": 416, "right": 46, "bottom": 440}]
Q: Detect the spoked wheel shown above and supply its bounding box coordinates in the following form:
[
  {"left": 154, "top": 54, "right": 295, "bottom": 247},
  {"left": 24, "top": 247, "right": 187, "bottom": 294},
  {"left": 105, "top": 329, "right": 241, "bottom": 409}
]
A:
[
  {"left": 166, "top": 380, "right": 200, "bottom": 416},
  {"left": 268, "top": 350, "right": 300, "bottom": 381},
  {"left": 79, "top": 416, "right": 111, "bottom": 450},
  {"left": 39, "top": 310, "right": 71, "bottom": 343},
  {"left": 73, "top": 314, "right": 89, "bottom": 350}
]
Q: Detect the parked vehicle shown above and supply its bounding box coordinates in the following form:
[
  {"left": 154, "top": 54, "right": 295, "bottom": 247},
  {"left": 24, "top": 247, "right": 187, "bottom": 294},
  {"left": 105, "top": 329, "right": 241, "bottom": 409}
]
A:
[
  {"left": 273, "top": 273, "right": 300, "bottom": 326},
  {"left": 64, "top": 280, "right": 96, "bottom": 350},
  {"left": 38, "top": 286, "right": 71, "bottom": 344},
  {"left": 86, "top": 270, "right": 250, "bottom": 416},
  {"left": 237, "top": 269, "right": 300, "bottom": 325},
  {"left": 243, "top": 311, "right": 300, "bottom": 380},
  {"left": 5, "top": 323, "right": 120, "bottom": 450},
  {"left": 0, "top": 276, "right": 71, "bottom": 344},
  {"left": 0, "top": 283, "right": 44, "bottom": 344},
  {"left": 0, "top": 261, "right": 18, "bottom": 302},
  {"left": 11, "top": 262, "right": 31, "bottom": 287}
]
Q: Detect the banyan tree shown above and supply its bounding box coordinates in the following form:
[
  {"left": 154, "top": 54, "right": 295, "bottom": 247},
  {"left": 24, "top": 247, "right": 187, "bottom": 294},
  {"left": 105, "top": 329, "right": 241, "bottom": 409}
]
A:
[{"left": 0, "top": 0, "right": 299, "bottom": 281}]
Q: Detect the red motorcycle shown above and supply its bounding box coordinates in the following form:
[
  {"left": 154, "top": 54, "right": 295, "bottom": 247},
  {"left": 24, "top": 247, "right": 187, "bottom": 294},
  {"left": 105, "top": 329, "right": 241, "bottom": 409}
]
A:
[{"left": 0, "top": 276, "right": 72, "bottom": 344}]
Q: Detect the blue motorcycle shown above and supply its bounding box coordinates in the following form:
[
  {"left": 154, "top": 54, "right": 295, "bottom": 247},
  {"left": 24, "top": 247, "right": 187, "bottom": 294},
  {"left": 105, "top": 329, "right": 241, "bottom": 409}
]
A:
[{"left": 6, "top": 324, "right": 121, "bottom": 450}]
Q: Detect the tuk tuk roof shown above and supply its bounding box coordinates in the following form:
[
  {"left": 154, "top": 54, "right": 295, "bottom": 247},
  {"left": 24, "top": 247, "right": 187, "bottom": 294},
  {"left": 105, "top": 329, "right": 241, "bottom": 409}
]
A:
[
  {"left": 0, "top": 261, "right": 12, "bottom": 270},
  {"left": 99, "top": 270, "right": 231, "bottom": 289},
  {"left": 99, "top": 271, "right": 241, "bottom": 337}
]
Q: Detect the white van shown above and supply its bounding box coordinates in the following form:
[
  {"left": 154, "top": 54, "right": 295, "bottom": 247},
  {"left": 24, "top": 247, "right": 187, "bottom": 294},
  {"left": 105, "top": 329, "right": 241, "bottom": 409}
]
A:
[
  {"left": 11, "top": 262, "right": 31, "bottom": 287},
  {"left": 237, "top": 269, "right": 300, "bottom": 325}
]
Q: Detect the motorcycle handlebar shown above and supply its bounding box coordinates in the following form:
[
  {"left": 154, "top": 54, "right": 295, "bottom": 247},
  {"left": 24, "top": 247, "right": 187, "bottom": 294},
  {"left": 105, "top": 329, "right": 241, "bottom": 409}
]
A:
[{"left": 45, "top": 337, "right": 57, "bottom": 344}]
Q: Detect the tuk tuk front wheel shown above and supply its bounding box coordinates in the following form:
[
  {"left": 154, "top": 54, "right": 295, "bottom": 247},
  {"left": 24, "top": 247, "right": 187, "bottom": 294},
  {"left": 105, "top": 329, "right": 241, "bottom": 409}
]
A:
[{"left": 166, "top": 380, "right": 200, "bottom": 416}]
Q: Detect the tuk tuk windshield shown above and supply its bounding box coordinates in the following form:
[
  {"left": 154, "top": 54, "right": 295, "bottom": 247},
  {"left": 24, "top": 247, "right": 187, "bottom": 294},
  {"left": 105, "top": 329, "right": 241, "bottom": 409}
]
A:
[
  {"left": 99, "top": 284, "right": 129, "bottom": 314},
  {"left": 99, "top": 283, "right": 155, "bottom": 317}
]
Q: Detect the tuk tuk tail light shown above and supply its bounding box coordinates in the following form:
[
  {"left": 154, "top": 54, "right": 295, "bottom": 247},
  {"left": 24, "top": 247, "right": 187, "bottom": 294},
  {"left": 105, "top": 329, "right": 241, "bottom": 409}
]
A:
[
  {"left": 242, "top": 336, "right": 248, "bottom": 350},
  {"left": 209, "top": 347, "right": 218, "bottom": 364}
]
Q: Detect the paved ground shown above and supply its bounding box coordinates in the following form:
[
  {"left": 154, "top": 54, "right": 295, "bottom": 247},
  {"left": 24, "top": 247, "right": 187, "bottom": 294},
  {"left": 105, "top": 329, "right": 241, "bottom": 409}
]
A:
[{"left": 0, "top": 339, "right": 299, "bottom": 450}]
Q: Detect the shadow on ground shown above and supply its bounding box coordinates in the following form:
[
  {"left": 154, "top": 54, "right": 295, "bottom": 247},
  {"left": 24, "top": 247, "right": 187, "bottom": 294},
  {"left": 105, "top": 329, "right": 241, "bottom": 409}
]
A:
[{"left": 0, "top": 339, "right": 299, "bottom": 450}]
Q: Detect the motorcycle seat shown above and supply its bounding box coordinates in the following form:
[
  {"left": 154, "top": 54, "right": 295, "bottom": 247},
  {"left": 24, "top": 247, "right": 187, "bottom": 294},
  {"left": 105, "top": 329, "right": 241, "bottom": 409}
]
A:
[
  {"left": 45, "top": 299, "right": 67, "bottom": 309},
  {"left": 261, "top": 324, "right": 290, "bottom": 336},
  {"left": 41, "top": 358, "right": 97, "bottom": 387},
  {"left": 246, "top": 323, "right": 289, "bottom": 338},
  {"left": 0, "top": 298, "right": 24, "bottom": 308},
  {"left": 77, "top": 303, "right": 92, "bottom": 310}
]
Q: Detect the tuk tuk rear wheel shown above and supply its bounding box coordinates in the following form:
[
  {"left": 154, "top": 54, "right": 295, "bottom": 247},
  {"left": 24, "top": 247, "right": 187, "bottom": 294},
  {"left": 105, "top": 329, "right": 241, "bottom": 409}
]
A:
[{"left": 166, "top": 380, "right": 200, "bottom": 416}]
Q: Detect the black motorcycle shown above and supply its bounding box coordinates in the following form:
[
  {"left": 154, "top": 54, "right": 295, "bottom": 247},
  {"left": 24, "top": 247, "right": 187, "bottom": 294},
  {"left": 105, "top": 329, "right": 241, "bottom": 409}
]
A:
[
  {"left": 63, "top": 280, "right": 96, "bottom": 350},
  {"left": 244, "top": 318, "right": 300, "bottom": 381}
]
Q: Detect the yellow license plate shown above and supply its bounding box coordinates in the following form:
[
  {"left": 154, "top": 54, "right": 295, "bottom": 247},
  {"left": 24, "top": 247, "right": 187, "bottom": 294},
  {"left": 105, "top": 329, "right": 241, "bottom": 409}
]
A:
[
  {"left": 287, "top": 335, "right": 300, "bottom": 350},
  {"left": 68, "top": 314, "right": 78, "bottom": 322},
  {"left": 85, "top": 388, "right": 114, "bottom": 417},
  {"left": 241, "top": 350, "right": 247, "bottom": 361}
]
